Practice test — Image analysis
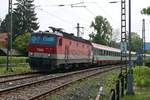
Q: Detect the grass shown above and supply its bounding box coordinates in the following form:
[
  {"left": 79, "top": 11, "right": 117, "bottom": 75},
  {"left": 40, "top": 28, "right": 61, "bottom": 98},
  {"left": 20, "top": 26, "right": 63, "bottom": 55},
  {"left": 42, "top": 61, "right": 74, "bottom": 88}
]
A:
[
  {"left": 50, "top": 69, "right": 120, "bottom": 100},
  {"left": 122, "top": 66, "right": 150, "bottom": 100},
  {"left": 0, "top": 65, "right": 31, "bottom": 75},
  {"left": 133, "top": 66, "right": 150, "bottom": 87},
  {"left": 0, "top": 56, "right": 28, "bottom": 64},
  {"left": 122, "top": 88, "right": 150, "bottom": 100},
  {"left": 0, "top": 56, "right": 31, "bottom": 74}
]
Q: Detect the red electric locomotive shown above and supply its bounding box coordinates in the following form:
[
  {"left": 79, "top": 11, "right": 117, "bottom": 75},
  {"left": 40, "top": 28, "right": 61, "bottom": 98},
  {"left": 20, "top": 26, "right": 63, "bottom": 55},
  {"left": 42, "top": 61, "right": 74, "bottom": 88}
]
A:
[{"left": 28, "top": 29, "right": 93, "bottom": 71}]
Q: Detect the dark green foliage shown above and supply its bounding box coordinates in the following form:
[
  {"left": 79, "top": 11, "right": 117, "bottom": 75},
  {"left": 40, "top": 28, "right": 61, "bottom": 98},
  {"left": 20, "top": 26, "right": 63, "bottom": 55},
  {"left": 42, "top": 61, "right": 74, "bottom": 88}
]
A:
[
  {"left": 134, "top": 66, "right": 150, "bottom": 87},
  {"left": 0, "top": 0, "right": 39, "bottom": 55},
  {"left": 0, "top": 56, "right": 28, "bottom": 65},
  {"left": 131, "top": 32, "right": 142, "bottom": 51},
  {"left": 13, "top": 0, "right": 39, "bottom": 36},
  {"left": 141, "top": 7, "right": 150, "bottom": 15},
  {"left": 144, "top": 58, "right": 150, "bottom": 67},
  {"left": 0, "top": 13, "right": 17, "bottom": 34},
  {"left": 145, "top": 50, "right": 150, "bottom": 54},
  {"left": 126, "top": 32, "right": 142, "bottom": 51},
  {"left": 13, "top": 32, "right": 31, "bottom": 55},
  {"left": 109, "top": 41, "right": 120, "bottom": 48},
  {"left": 0, "top": 0, "right": 39, "bottom": 40},
  {"left": 89, "top": 16, "right": 113, "bottom": 45}
]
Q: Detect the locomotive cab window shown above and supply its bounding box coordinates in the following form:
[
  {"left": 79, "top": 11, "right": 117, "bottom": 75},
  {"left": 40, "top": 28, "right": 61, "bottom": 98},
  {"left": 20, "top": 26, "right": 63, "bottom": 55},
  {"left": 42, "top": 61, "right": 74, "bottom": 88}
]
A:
[{"left": 30, "top": 34, "right": 57, "bottom": 45}]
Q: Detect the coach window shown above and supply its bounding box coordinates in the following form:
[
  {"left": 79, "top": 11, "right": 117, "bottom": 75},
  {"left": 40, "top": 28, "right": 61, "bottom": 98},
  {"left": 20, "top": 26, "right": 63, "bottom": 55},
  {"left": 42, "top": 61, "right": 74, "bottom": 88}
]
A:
[
  {"left": 103, "top": 50, "right": 105, "bottom": 55},
  {"left": 100, "top": 50, "right": 101, "bottom": 55},
  {"left": 101, "top": 50, "right": 103, "bottom": 55},
  {"left": 106, "top": 51, "right": 108, "bottom": 56},
  {"left": 100, "top": 50, "right": 102, "bottom": 55},
  {"left": 116, "top": 52, "right": 118, "bottom": 56},
  {"left": 112, "top": 52, "right": 114, "bottom": 56},
  {"left": 97, "top": 49, "right": 99, "bottom": 55}
]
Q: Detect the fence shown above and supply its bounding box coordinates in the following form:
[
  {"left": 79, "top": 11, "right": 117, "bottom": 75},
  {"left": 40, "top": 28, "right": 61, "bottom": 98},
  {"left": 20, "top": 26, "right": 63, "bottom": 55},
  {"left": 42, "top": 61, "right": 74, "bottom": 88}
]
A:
[{"left": 109, "top": 73, "right": 128, "bottom": 100}]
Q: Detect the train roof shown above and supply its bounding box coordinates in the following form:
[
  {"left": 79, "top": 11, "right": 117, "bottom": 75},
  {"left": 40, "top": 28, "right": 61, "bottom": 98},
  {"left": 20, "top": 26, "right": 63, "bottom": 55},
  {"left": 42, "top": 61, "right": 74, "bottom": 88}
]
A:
[
  {"left": 62, "top": 32, "right": 91, "bottom": 45},
  {"left": 33, "top": 31, "right": 91, "bottom": 45},
  {"left": 92, "top": 43, "right": 137, "bottom": 54},
  {"left": 92, "top": 43, "right": 121, "bottom": 52}
]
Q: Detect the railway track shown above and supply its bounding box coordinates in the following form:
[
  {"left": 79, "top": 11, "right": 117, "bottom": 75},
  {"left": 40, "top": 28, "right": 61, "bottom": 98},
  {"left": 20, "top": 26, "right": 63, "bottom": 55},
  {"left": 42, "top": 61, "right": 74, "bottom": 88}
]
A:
[
  {"left": 0, "top": 72, "right": 39, "bottom": 79},
  {"left": 0, "top": 73, "right": 50, "bottom": 90},
  {"left": 0, "top": 72, "right": 46, "bottom": 89},
  {"left": 0, "top": 65, "right": 122, "bottom": 100}
]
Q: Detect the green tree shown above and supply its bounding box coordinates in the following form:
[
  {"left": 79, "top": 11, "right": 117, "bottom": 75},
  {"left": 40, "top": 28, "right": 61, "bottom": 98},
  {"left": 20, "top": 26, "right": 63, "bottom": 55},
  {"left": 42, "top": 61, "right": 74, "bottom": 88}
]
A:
[
  {"left": 14, "top": 0, "right": 39, "bottom": 36},
  {"left": 0, "top": 0, "right": 39, "bottom": 40},
  {"left": 130, "top": 32, "right": 142, "bottom": 51},
  {"left": 13, "top": 32, "right": 31, "bottom": 55},
  {"left": 141, "top": 7, "right": 150, "bottom": 15},
  {"left": 0, "top": 13, "right": 18, "bottom": 35},
  {"left": 89, "top": 15, "right": 113, "bottom": 45}
]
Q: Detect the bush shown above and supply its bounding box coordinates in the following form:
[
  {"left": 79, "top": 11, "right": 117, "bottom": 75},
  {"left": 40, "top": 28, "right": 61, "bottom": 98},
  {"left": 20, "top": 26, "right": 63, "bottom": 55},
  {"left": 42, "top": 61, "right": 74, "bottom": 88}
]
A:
[
  {"left": 144, "top": 58, "right": 150, "bottom": 67},
  {"left": 0, "top": 56, "right": 28, "bottom": 64},
  {"left": 133, "top": 66, "right": 150, "bottom": 87}
]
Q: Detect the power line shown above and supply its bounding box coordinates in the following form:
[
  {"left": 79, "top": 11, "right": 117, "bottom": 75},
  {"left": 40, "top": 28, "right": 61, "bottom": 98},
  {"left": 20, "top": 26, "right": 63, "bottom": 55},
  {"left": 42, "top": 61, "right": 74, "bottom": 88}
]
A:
[
  {"left": 93, "top": 2, "right": 113, "bottom": 21},
  {"left": 84, "top": 7, "right": 96, "bottom": 16},
  {"left": 36, "top": 8, "right": 74, "bottom": 25}
]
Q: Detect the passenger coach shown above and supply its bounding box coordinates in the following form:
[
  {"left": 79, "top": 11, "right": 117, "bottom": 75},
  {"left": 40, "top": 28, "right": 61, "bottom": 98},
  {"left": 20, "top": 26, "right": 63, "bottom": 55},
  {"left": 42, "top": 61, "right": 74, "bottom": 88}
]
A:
[{"left": 92, "top": 43, "right": 121, "bottom": 65}]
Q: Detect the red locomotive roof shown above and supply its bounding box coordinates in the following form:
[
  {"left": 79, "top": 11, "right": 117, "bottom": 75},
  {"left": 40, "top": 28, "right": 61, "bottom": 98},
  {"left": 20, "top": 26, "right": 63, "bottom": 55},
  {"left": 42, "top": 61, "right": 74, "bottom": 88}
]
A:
[{"left": 33, "top": 31, "right": 92, "bottom": 45}]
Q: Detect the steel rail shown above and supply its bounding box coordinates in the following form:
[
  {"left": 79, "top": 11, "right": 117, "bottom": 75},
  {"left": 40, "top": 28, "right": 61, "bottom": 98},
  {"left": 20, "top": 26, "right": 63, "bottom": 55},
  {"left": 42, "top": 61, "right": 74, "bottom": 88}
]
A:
[
  {"left": 29, "top": 66, "right": 120, "bottom": 100},
  {"left": 0, "top": 71, "right": 39, "bottom": 79},
  {"left": 0, "top": 65, "right": 117, "bottom": 95},
  {"left": 0, "top": 74, "right": 43, "bottom": 84}
]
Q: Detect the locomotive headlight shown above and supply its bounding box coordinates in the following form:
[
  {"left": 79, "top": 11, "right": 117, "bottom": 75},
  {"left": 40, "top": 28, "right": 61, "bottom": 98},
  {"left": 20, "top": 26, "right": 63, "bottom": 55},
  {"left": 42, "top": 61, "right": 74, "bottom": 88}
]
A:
[
  {"left": 48, "top": 54, "right": 51, "bottom": 57},
  {"left": 29, "top": 52, "right": 33, "bottom": 56}
]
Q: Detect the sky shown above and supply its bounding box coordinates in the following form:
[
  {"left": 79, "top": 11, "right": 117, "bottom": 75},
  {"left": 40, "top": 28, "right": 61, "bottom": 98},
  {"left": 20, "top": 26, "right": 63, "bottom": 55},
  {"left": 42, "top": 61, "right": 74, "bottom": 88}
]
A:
[{"left": 1, "top": 0, "right": 150, "bottom": 42}]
